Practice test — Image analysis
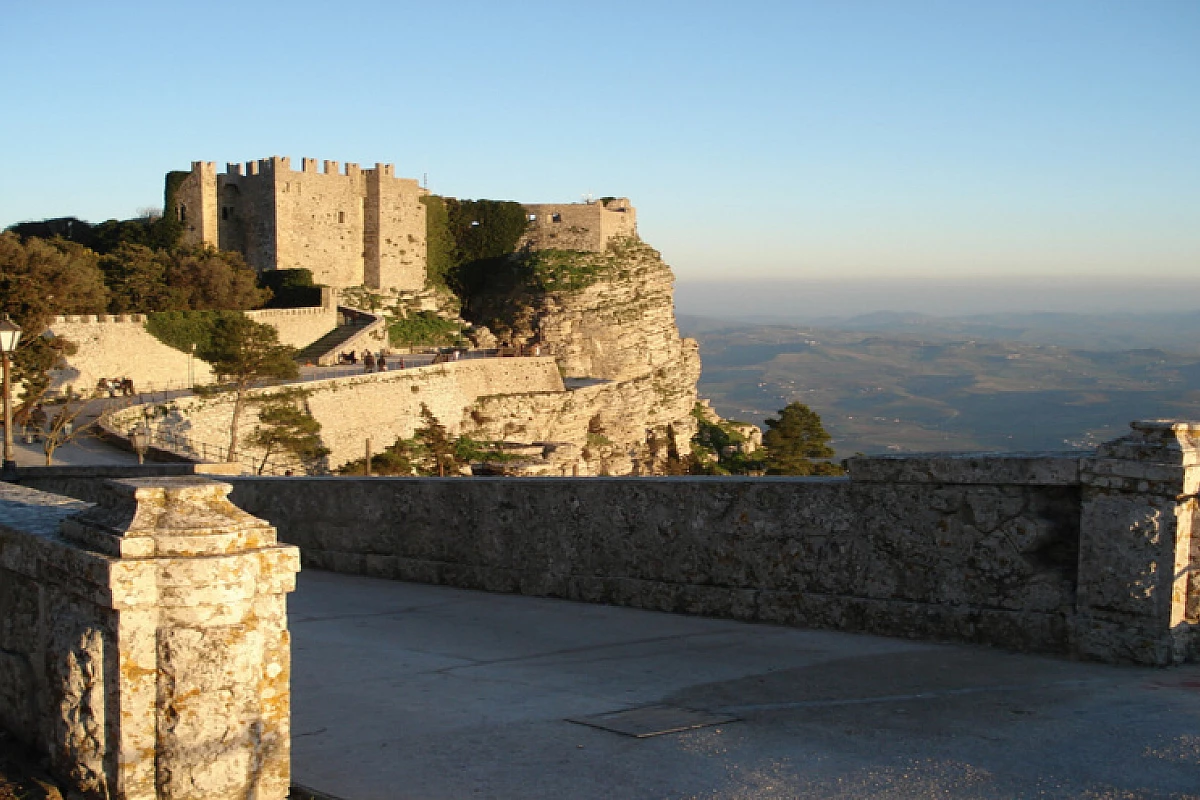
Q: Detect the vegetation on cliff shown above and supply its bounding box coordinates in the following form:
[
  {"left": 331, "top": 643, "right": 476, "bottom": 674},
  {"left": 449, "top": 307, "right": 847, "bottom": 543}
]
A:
[
  {"left": 337, "top": 403, "right": 514, "bottom": 476},
  {"left": 388, "top": 311, "right": 467, "bottom": 348},
  {"left": 453, "top": 236, "right": 659, "bottom": 345},
  {"left": 689, "top": 401, "right": 844, "bottom": 476}
]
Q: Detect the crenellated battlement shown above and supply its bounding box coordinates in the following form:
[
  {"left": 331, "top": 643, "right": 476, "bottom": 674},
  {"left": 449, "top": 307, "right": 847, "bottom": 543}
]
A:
[
  {"left": 53, "top": 313, "right": 149, "bottom": 324},
  {"left": 172, "top": 156, "right": 428, "bottom": 292}
]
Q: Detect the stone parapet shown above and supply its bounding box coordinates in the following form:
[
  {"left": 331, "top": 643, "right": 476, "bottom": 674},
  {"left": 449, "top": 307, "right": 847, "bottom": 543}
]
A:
[
  {"left": 0, "top": 478, "right": 299, "bottom": 800},
  {"left": 848, "top": 452, "right": 1081, "bottom": 486}
]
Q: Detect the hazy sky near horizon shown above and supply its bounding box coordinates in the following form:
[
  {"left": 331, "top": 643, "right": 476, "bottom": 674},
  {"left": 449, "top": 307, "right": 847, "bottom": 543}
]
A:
[{"left": 2, "top": 1, "right": 1196, "bottom": 297}]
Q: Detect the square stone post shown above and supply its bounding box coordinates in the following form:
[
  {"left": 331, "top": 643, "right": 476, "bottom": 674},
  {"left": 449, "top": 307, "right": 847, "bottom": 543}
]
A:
[
  {"left": 51, "top": 477, "right": 300, "bottom": 799},
  {"left": 1076, "top": 421, "right": 1199, "bottom": 665}
]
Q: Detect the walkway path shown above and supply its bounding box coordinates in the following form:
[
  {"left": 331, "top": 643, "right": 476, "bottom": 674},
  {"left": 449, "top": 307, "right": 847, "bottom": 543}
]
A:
[{"left": 291, "top": 570, "right": 1200, "bottom": 800}]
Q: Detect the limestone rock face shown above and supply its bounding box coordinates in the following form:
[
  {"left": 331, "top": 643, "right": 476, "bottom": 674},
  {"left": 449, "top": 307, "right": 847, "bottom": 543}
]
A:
[
  {"left": 462, "top": 238, "right": 702, "bottom": 474},
  {"left": 522, "top": 239, "right": 694, "bottom": 383}
]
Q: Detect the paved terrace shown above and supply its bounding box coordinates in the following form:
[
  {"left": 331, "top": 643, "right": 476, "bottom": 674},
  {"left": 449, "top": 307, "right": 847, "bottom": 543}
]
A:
[{"left": 291, "top": 570, "right": 1200, "bottom": 800}]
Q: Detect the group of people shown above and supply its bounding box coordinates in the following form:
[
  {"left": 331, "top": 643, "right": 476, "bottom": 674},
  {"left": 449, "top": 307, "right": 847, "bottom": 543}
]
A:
[
  {"left": 96, "top": 377, "right": 135, "bottom": 397},
  {"left": 362, "top": 350, "right": 404, "bottom": 373}
]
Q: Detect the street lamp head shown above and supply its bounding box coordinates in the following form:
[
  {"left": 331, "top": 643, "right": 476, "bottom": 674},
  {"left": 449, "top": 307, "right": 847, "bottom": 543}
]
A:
[{"left": 0, "top": 315, "right": 22, "bottom": 354}]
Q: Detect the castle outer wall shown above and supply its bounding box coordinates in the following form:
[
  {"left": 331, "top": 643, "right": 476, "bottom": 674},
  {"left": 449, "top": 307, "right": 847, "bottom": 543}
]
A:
[
  {"left": 174, "top": 158, "right": 427, "bottom": 292},
  {"left": 519, "top": 198, "right": 637, "bottom": 252}
]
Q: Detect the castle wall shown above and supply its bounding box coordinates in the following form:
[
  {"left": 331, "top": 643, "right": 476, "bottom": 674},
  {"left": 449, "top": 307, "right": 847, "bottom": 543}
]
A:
[
  {"left": 520, "top": 199, "right": 638, "bottom": 252},
  {"left": 366, "top": 165, "right": 426, "bottom": 292},
  {"left": 175, "top": 157, "right": 428, "bottom": 291},
  {"left": 219, "top": 158, "right": 281, "bottom": 273},
  {"left": 105, "top": 358, "right": 568, "bottom": 472},
  {"left": 272, "top": 158, "right": 366, "bottom": 287}
]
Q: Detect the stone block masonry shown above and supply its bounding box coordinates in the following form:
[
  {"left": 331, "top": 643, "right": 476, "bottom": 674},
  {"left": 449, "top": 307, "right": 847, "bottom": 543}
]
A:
[
  {"left": 174, "top": 158, "right": 427, "bottom": 292},
  {"left": 0, "top": 477, "right": 299, "bottom": 800},
  {"left": 218, "top": 421, "right": 1199, "bottom": 667}
]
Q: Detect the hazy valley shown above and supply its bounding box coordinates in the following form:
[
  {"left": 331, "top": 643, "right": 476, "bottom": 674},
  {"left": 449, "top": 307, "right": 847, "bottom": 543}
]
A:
[{"left": 680, "top": 312, "right": 1200, "bottom": 457}]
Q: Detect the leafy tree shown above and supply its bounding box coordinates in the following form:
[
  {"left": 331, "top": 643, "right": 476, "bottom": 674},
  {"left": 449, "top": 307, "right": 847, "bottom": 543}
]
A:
[
  {"left": 163, "top": 245, "right": 270, "bottom": 311},
  {"left": 0, "top": 233, "right": 107, "bottom": 411},
  {"left": 196, "top": 316, "right": 298, "bottom": 460},
  {"left": 762, "top": 402, "right": 843, "bottom": 476},
  {"left": 99, "top": 243, "right": 182, "bottom": 312},
  {"left": 246, "top": 390, "right": 329, "bottom": 474}
]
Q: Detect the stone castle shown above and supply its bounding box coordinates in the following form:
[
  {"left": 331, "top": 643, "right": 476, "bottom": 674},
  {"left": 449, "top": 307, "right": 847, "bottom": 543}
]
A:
[{"left": 173, "top": 157, "right": 638, "bottom": 290}]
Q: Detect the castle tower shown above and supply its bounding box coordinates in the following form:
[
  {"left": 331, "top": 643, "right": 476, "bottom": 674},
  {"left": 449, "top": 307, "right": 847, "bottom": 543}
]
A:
[
  {"left": 174, "top": 162, "right": 219, "bottom": 249},
  {"left": 169, "top": 158, "right": 428, "bottom": 292}
]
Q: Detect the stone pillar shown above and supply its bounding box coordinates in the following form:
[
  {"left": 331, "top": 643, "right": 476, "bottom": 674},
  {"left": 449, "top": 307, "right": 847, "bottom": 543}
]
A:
[
  {"left": 49, "top": 477, "right": 300, "bottom": 799},
  {"left": 1076, "top": 421, "right": 1199, "bottom": 665}
]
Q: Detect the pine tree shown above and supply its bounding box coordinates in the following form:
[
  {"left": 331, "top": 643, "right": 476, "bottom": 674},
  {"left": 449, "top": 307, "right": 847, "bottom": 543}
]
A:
[
  {"left": 762, "top": 402, "right": 843, "bottom": 476},
  {"left": 415, "top": 403, "right": 457, "bottom": 477},
  {"left": 197, "top": 316, "right": 298, "bottom": 460}
]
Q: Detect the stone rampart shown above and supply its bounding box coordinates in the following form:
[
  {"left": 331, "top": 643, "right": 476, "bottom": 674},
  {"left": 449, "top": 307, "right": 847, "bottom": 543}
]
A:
[
  {"left": 0, "top": 477, "right": 299, "bottom": 799},
  {"left": 48, "top": 316, "right": 215, "bottom": 394}
]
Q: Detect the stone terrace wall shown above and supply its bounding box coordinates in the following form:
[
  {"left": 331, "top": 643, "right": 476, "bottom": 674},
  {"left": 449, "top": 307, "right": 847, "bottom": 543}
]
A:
[
  {"left": 0, "top": 477, "right": 299, "bottom": 800},
  {"left": 48, "top": 315, "right": 216, "bottom": 394}
]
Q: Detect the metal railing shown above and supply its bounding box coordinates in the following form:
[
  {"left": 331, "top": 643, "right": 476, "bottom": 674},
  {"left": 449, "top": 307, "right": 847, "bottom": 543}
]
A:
[{"left": 148, "top": 429, "right": 294, "bottom": 476}]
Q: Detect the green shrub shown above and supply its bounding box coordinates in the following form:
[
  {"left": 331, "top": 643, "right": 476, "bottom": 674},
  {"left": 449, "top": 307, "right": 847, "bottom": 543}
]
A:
[{"left": 388, "top": 311, "right": 466, "bottom": 347}]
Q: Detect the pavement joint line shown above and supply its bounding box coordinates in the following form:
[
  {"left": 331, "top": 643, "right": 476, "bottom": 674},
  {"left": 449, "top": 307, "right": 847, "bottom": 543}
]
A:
[
  {"left": 429, "top": 629, "right": 766, "bottom": 674},
  {"left": 715, "top": 678, "right": 1110, "bottom": 715},
  {"left": 290, "top": 601, "right": 477, "bottom": 624}
]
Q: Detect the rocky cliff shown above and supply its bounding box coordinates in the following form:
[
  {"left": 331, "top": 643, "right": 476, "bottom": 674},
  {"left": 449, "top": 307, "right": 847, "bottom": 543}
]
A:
[{"left": 457, "top": 236, "right": 702, "bottom": 474}]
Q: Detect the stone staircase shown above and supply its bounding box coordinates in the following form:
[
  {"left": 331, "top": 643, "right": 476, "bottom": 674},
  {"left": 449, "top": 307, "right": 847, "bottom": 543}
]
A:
[{"left": 295, "top": 307, "right": 389, "bottom": 365}]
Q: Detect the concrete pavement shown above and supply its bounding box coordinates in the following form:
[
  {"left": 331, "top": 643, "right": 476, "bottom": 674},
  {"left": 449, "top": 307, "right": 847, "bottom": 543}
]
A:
[{"left": 290, "top": 570, "right": 1200, "bottom": 800}]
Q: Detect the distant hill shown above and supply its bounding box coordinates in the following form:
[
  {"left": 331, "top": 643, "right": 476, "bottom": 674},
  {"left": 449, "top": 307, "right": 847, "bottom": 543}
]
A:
[{"left": 680, "top": 315, "right": 1200, "bottom": 457}]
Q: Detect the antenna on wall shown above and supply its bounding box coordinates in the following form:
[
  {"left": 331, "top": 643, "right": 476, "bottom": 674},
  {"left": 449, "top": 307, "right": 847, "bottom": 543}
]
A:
[
  {"left": 582, "top": 192, "right": 594, "bottom": 205},
  {"left": 422, "top": 173, "right": 428, "bottom": 189}
]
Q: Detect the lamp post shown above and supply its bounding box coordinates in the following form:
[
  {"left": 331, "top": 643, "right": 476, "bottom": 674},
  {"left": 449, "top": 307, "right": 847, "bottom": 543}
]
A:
[
  {"left": 0, "top": 315, "right": 22, "bottom": 479},
  {"left": 129, "top": 424, "right": 150, "bottom": 465}
]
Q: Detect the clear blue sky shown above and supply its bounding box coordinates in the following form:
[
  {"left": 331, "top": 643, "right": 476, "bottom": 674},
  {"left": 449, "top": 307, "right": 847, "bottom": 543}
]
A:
[{"left": 2, "top": 0, "right": 1196, "bottom": 295}]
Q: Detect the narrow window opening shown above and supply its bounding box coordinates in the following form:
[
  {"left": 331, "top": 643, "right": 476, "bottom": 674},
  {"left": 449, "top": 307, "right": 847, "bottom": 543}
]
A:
[
  {"left": 221, "top": 207, "right": 229, "bottom": 221},
  {"left": 339, "top": 211, "right": 346, "bottom": 224},
  {"left": 178, "top": 204, "right": 187, "bottom": 222},
  {"left": 551, "top": 213, "right": 562, "bottom": 223}
]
